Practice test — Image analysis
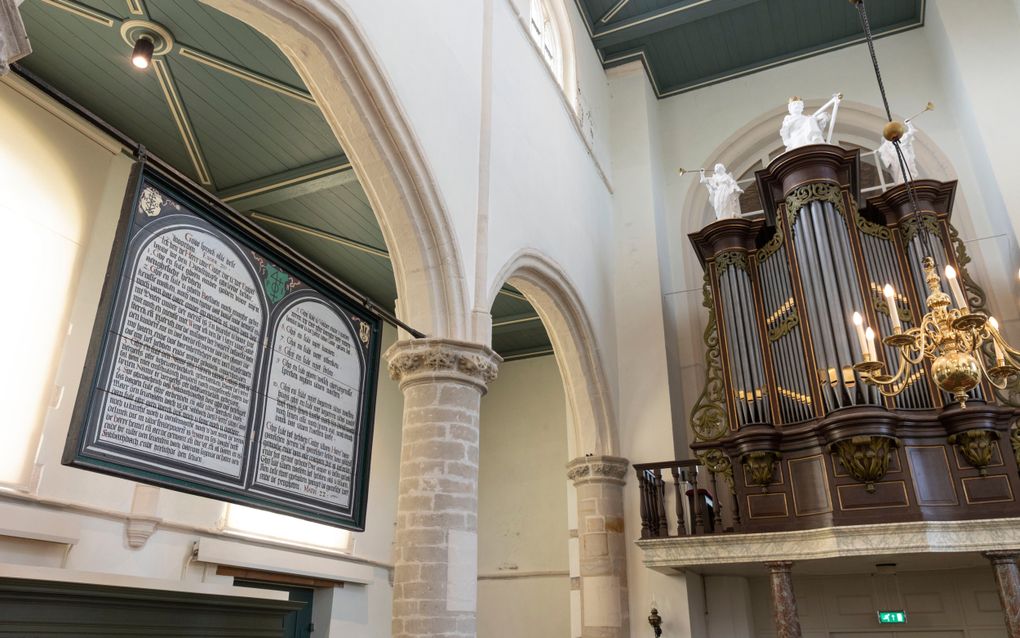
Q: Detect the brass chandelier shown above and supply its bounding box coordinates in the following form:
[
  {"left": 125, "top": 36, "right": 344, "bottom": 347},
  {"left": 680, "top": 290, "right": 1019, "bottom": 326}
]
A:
[{"left": 848, "top": 0, "right": 1020, "bottom": 408}]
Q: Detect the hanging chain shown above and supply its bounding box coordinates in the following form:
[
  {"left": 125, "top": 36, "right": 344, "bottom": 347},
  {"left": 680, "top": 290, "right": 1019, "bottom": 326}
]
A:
[{"left": 853, "top": 0, "right": 936, "bottom": 259}]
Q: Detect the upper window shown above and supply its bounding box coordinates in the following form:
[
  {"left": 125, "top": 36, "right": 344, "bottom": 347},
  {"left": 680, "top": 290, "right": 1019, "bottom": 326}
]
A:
[{"left": 530, "top": 0, "right": 563, "bottom": 86}]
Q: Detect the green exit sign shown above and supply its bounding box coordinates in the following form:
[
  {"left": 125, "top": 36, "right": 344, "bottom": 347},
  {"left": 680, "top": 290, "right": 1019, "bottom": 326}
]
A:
[{"left": 878, "top": 610, "right": 907, "bottom": 624}]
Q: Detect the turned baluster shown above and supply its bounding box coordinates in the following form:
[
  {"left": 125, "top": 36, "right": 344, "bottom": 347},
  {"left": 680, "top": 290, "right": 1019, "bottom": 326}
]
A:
[
  {"left": 732, "top": 486, "right": 742, "bottom": 530},
  {"left": 654, "top": 469, "right": 668, "bottom": 537},
  {"left": 692, "top": 466, "right": 706, "bottom": 535},
  {"left": 710, "top": 471, "right": 723, "bottom": 533},
  {"left": 636, "top": 468, "right": 651, "bottom": 539},
  {"left": 671, "top": 466, "right": 686, "bottom": 537}
]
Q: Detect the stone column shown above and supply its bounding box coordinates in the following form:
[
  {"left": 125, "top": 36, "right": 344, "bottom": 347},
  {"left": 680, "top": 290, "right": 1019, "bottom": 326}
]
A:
[
  {"left": 764, "top": 561, "right": 802, "bottom": 638},
  {"left": 568, "top": 455, "right": 630, "bottom": 638},
  {"left": 984, "top": 551, "right": 1020, "bottom": 637},
  {"left": 0, "top": 0, "right": 31, "bottom": 75},
  {"left": 386, "top": 338, "right": 500, "bottom": 638}
]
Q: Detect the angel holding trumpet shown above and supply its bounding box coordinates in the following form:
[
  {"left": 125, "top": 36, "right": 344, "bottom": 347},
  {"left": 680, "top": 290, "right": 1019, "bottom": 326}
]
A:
[{"left": 677, "top": 163, "right": 744, "bottom": 220}]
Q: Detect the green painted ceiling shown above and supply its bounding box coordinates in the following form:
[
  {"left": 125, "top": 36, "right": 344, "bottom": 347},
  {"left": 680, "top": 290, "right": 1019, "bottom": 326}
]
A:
[
  {"left": 19, "top": 0, "right": 550, "bottom": 360},
  {"left": 573, "top": 0, "right": 925, "bottom": 97}
]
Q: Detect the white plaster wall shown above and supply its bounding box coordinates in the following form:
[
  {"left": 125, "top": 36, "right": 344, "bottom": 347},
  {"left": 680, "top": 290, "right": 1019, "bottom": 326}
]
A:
[
  {"left": 477, "top": 355, "right": 570, "bottom": 637},
  {"left": 338, "top": 0, "right": 619, "bottom": 372},
  {"left": 606, "top": 61, "right": 696, "bottom": 638}
]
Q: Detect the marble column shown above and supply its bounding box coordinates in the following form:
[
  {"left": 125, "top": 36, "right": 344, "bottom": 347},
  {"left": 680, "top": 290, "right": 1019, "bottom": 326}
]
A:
[
  {"left": 764, "top": 561, "right": 802, "bottom": 638},
  {"left": 984, "top": 551, "right": 1020, "bottom": 638},
  {"left": 0, "top": 0, "right": 31, "bottom": 75},
  {"left": 386, "top": 338, "right": 500, "bottom": 638},
  {"left": 568, "top": 455, "right": 630, "bottom": 638}
]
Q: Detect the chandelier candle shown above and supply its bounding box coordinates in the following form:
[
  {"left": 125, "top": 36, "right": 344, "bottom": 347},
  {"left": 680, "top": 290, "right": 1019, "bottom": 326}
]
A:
[
  {"left": 989, "top": 317, "right": 1006, "bottom": 366},
  {"left": 944, "top": 265, "right": 968, "bottom": 312},
  {"left": 884, "top": 284, "right": 902, "bottom": 333},
  {"left": 853, "top": 312, "right": 871, "bottom": 360}
]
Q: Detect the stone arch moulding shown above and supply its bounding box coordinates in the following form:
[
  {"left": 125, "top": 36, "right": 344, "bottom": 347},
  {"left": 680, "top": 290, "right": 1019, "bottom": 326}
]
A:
[
  {"left": 490, "top": 249, "right": 618, "bottom": 458},
  {"left": 202, "top": 0, "right": 470, "bottom": 339}
]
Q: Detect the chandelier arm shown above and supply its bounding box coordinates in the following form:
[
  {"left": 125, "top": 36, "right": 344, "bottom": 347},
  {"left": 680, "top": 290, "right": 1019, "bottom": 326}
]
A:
[
  {"left": 864, "top": 348, "right": 913, "bottom": 389},
  {"left": 977, "top": 347, "right": 1011, "bottom": 390},
  {"left": 899, "top": 328, "right": 927, "bottom": 365},
  {"left": 991, "top": 329, "right": 1020, "bottom": 359}
]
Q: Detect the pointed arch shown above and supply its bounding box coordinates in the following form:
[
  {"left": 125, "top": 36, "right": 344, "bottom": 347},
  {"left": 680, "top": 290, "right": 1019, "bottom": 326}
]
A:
[
  {"left": 202, "top": 0, "right": 469, "bottom": 338},
  {"left": 490, "top": 249, "right": 617, "bottom": 457}
]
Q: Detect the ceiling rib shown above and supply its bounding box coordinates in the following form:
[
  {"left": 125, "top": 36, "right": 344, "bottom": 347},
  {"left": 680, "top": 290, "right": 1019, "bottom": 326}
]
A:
[
  {"left": 249, "top": 212, "right": 390, "bottom": 259},
  {"left": 492, "top": 313, "right": 542, "bottom": 328},
  {"left": 220, "top": 155, "right": 354, "bottom": 210},
  {"left": 177, "top": 46, "right": 315, "bottom": 105},
  {"left": 41, "top": 0, "right": 116, "bottom": 26},
  {"left": 152, "top": 58, "right": 212, "bottom": 184},
  {"left": 593, "top": 0, "right": 757, "bottom": 46},
  {"left": 598, "top": 0, "right": 631, "bottom": 24},
  {"left": 127, "top": 0, "right": 145, "bottom": 16}
]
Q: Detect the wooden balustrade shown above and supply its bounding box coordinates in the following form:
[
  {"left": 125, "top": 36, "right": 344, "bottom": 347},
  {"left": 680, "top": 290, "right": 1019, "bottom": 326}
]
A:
[{"left": 633, "top": 460, "right": 738, "bottom": 538}]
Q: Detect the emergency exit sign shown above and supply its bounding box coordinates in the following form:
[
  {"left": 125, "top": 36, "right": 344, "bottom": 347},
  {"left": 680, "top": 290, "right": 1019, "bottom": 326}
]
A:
[{"left": 877, "top": 610, "right": 907, "bottom": 624}]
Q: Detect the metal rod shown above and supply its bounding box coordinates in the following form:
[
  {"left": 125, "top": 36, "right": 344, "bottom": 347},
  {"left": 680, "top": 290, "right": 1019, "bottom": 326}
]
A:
[
  {"left": 795, "top": 206, "right": 842, "bottom": 410},
  {"left": 823, "top": 204, "right": 868, "bottom": 405},
  {"left": 736, "top": 269, "right": 768, "bottom": 422},
  {"left": 723, "top": 269, "right": 756, "bottom": 424}
]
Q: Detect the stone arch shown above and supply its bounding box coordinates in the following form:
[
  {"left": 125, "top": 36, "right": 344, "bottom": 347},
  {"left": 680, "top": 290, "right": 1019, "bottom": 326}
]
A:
[
  {"left": 489, "top": 249, "right": 617, "bottom": 457},
  {"left": 202, "top": 0, "right": 469, "bottom": 339}
]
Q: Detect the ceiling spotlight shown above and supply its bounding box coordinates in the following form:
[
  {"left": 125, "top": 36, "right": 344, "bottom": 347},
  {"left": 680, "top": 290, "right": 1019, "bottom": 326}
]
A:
[{"left": 132, "top": 37, "right": 154, "bottom": 69}]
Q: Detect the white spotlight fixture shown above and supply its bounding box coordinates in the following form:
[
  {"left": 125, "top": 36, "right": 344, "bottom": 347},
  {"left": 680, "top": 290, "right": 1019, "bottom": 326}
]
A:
[{"left": 132, "top": 36, "right": 154, "bottom": 69}]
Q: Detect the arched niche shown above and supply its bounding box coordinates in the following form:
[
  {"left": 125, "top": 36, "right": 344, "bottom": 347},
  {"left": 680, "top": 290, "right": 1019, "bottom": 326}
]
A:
[{"left": 489, "top": 249, "right": 617, "bottom": 459}]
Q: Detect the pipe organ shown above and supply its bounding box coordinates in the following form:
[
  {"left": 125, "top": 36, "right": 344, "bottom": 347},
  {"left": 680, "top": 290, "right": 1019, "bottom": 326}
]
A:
[{"left": 689, "top": 145, "right": 1020, "bottom": 532}]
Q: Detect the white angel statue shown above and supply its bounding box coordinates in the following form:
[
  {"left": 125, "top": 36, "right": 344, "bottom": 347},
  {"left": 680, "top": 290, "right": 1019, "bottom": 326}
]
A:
[
  {"left": 877, "top": 120, "right": 919, "bottom": 183},
  {"left": 701, "top": 163, "right": 744, "bottom": 220},
  {"left": 780, "top": 94, "right": 842, "bottom": 152}
]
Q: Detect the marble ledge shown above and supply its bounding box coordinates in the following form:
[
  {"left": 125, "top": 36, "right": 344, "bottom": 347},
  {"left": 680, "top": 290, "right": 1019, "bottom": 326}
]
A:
[{"left": 637, "top": 518, "right": 1020, "bottom": 571}]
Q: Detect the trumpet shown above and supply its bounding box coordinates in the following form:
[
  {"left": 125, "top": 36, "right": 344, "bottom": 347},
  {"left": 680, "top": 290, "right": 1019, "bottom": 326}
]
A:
[
  {"left": 677, "top": 167, "right": 706, "bottom": 177},
  {"left": 905, "top": 101, "right": 935, "bottom": 123}
]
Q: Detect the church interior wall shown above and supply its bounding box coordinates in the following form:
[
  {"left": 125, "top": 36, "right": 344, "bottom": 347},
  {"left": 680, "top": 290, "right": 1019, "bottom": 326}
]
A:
[
  {"left": 606, "top": 62, "right": 694, "bottom": 638},
  {"left": 477, "top": 354, "right": 571, "bottom": 637}
]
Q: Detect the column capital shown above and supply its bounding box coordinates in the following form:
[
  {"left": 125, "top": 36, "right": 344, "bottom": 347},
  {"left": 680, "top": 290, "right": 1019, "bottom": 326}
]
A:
[
  {"left": 385, "top": 338, "right": 501, "bottom": 392},
  {"left": 0, "top": 0, "right": 31, "bottom": 76},
  {"left": 984, "top": 551, "right": 1020, "bottom": 565},
  {"left": 566, "top": 455, "right": 629, "bottom": 485},
  {"left": 764, "top": 561, "right": 795, "bottom": 573}
]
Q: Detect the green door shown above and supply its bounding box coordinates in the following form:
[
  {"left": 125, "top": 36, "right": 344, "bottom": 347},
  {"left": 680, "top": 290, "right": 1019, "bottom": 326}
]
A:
[{"left": 235, "top": 581, "right": 315, "bottom": 638}]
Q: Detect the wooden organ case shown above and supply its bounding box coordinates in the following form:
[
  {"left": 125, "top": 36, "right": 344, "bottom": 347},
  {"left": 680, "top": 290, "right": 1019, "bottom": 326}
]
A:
[{"left": 689, "top": 144, "right": 1020, "bottom": 532}]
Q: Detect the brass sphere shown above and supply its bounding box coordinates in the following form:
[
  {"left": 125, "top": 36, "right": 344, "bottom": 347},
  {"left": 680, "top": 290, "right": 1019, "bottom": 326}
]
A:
[
  {"left": 931, "top": 351, "right": 981, "bottom": 396},
  {"left": 883, "top": 120, "right": 907, "bottom": 142}
]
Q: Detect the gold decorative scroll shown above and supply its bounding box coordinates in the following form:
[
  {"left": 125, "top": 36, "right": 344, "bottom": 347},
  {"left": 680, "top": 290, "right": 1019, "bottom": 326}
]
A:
[
  {"left": 768, "top": 311, "right": 800, "bottom": 343},
  {"left": 785, "top": 182, "right": 845, "bottom": 226},
  {"left": 855, "top": 213, "right": 891, "bottom": 239},
  {"left": 900, "top": 212, "right": 941, "bottom": 244},
  {"left": 715, "top": 249, "right": 748, "bottom": 275},
  {"left": 690, "top": 272, "right": 729, "bottom": 442}
]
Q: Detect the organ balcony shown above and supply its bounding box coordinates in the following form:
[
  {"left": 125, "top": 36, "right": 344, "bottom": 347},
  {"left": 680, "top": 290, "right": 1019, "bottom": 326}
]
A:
[{"left": 635, "top": 144, "right": 1020, "bottom": 571}]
